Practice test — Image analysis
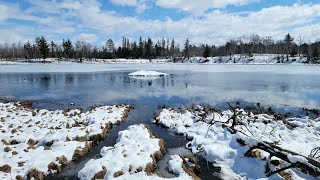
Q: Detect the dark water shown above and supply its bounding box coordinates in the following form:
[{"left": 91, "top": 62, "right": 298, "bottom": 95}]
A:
[{"left": 1, "top": 69, "right": 320, "bottom": 179}]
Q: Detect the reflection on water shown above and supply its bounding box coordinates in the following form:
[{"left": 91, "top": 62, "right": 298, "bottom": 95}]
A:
[{"left": 0, "top": 71, "right": 320, "bottom": 109}]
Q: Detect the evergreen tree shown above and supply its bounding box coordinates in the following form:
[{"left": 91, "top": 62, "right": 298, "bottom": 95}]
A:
[
  {"left": 145, "top": 38, "right": 153, "bottom": 59},
  {"left": 138, "top": 36, "right": 144, "bottom": 58},
  {"left": 284, "top": 33, "right": 294, "bottom": 61},
  {"left": 184, "top": 38, "right": 190, "bottom": 59},
  {"left": 170, "top": 38, "right": 175, "bottom": 57},
  {"left": 35, "top": 36, "right": 50, "bottom": 59},
  {"left": 203, "top": 44, "right": 211, "bottom": 58},
  {"left": 106, "top": 39, "right": 115, "bottom": 52},
  {"left": 50, "top": 41, "right": 56, "bottom": 58},
  {"left": 312, "top": 46, "right": 319, "bottom": 62},
  {"left": 23, "top": 41, "right": 33, "bottom": 59},
  {"left": 132, "top": 42, "right": 138, "bottom": 59},
  {"left": 62, "top": 39, "right": 73, "bottom": 59}
]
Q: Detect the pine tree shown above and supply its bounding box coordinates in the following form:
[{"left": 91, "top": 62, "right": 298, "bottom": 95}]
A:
[
  {"left": 138, "top": 36, "right": 144, "bottom": 58},
  {"left": 145, "top": 38, "right": 153, "bottom": 59},
  {"left": 50, "top": 41, "right": 56, "bottom": 58},
  {"left": 35, "top": 36, "right": 50, "bottom": 59},
  {"left": 23, "top": 41, "right": 33, "bottom": 59},
  {"left": 203, "top": 44, "right": 211, "bottom": 58},
  {"left": 284, "top": 33, "right": 294, "bottom": 61},
  {"left": 62, "top": 39, "right": 73, "bottom": 59},
  {"left": 106, "top": 39, "right": 115, "bottom": 52},
  {"left": 170, "top": 39, "right": 175, "bottom": 57},
  {"left": 184, "top": 38, "right": 190, "bottom": 59}
]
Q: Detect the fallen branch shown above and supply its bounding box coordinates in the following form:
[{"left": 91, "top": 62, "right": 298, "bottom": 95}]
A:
[{"left": 242, "top": 139, "right": 320, "bottom": 177}]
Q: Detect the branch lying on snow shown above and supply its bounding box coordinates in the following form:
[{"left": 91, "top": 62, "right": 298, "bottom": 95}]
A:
[
  {"left": 310, "top": 147, "right": 320, "bottom": 161},
  {"left": 204, "top": 103, "right": 320, "bottom": 177},
  {"left": 238, "top": 138, "right": 320, "bottom": 177}
]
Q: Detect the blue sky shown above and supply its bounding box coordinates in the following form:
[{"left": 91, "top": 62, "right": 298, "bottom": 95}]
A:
[{"left": 1, "top": 0, "right": 320, "bottom": 46}]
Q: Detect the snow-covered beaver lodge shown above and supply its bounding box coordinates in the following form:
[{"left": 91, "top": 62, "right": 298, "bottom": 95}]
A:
[
  {"left": 0, "top": 102, "right": 130, "bottom": 179},
  {"left": 128, "top": 70, "right": 169, "bottom": 76},
  {"left": 155, "top": 105, "right": 320, "bottom": 179}
]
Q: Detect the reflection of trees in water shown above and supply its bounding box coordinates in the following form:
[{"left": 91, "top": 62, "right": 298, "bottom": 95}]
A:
[
  {"left": 40, "top": 74, "right": 51, "bottom": 90},
  {"left": 280, "top": 84, "right": 289, "bottom": 92},
  {"left": 65, "top": 74, "right": 75, "bottom": 87}
]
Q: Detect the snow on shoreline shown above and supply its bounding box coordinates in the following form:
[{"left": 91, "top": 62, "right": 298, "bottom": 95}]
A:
[
  {"left": 0, "top": 102, "right": 130, "bottom": 179},
  {"left": 128, "top": 70, "right": 169, "bottom": 76},
  {"left": 155, "top": 106, "right": 320, "bottom": 179},
  {"left": 78, "top": 124, "right": 197, "bottom": 180},
  {"left": 0, "top": 54, "right": 312, "bottom": 65},
  {"left": 78, "top": 124, "right": 165, "bottom": 180}
]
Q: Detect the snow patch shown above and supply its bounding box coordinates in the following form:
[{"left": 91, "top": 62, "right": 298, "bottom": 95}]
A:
[
  {"left": 155, "top": 106, "right": 320, "bottom": 179},
  {"left": 0, "top": 102, "right": 130, "bottom": 179},
  {"left": 128, "top": 70, "right": 169, "bottom": 76},
  {"left": 78, "top": 124, "right": 165, "bottom": 180}
]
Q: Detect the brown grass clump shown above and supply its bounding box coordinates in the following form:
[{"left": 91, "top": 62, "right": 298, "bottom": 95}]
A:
[
  {"left": 12, "top": 151, "right": 18, "bottom": 155},
  {"left": 143, "top": 125, "right": 166, "bottom": 175},
  {"left": 72, "top": 142, "right": 92, "bottom": 161},
  {"left": 26, "top": 168, "right": 45, "bottom": 180},
  {"left": 10, "top": 139, "right": 18, "bottom": 145},
  {"left": 1, "top": 139, "right": 9, "bottom": 145},
  {"left": 19, "top": 101, "right": 33, "bottom": 109},
  {"left": 181, "top": 156, "right": 201, "bottom": 180},
  {"left": 0, "top": 164, "right": 11, "bottom": 173},
  {"left": 113, "top": 170, "right": 124, "bottom": 178},
  {"left": 89, "top": 122, "right": 112, "bottom": 145},
  {"left": 18, "top": 161, "right": 25, "bottom": 167},
  {"left": 57, "top": 155, "right": 68, "bottom": 165},
  {"left": 93, "top": 166, "right": 107, "bottom": 179},
  {"left": 48, "top": 162, "right": 62, "bottom": 173},
  {"left": 11, "top": 128, "right": 18, "bottom": 134},
  {"left": 4, "top": 147, "right": 11, "bottom": 152},
  {"left": 27, "top": 139, "right": 37, "bottom": 146}
]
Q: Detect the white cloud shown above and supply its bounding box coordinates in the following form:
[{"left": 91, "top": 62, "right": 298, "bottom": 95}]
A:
[
  {"left": 73, "top": 2, "right": 320, "bottom": 45},
  {"left": 1, "top": 0, "right": 320, "bottom": 46},
  {"left": 75, "top": 33, "right": 98, "bottom": 43},
  {"left": 110, "top": 0, "right": 137, "bottom": 6},
  {"left": 110, "top": 0, "right": 149, "bottom": 13},
  {"left": 155, "top": 0, "right": 259, "bottom": 15},
  {"left": 0, "top": 5, "right": 8, "bottom": 23}
]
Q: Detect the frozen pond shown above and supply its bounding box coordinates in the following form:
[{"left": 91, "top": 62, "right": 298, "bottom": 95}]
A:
[
  {"left": 1, "top": 64, "right": 320, "bottom": 109},
  {"left": 1, "top": 64, "right": 320, "bottom": 179}
]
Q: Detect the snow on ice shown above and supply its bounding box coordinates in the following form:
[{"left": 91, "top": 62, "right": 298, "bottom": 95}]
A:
[
  {"left": 128, "top": 70, "right": 169, "bottom": 76},
  {"left": 0, "top": 102, "right": 130, "bottom": 179}
]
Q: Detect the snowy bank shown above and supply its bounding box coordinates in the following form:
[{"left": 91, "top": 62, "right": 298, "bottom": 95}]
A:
[
  {"left": 0, "top": 102, "right": 130, "bottom": 179},
  {"left": 78, "top": 124, "right": 200, "bottom": 180},
  {"left": 155, "top": 106, "right": 320, "bottom": 179},
  {"left": 78, "top": 124, "right": 166, "bottom": 179},
  {"left": 128, "top": 70, "right": 169, "bottom": 76}
]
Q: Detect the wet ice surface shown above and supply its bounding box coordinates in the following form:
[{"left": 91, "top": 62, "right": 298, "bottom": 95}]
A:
[{"left": 1, "top": 64, "right": 320, "bottom": 179}]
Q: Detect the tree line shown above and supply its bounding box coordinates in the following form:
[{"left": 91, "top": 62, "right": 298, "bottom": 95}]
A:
[{"left": 0, "top": 33, "right": 320, "bottom": 63}]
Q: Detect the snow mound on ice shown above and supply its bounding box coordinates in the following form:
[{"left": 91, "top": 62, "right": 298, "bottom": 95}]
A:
[{"left": 128, "top": 70, "right": 168, "bottom": 76}]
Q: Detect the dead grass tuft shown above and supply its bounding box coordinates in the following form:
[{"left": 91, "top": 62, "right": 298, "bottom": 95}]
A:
[{"left": 0, "top": 164, "right": 11, "bottom": 173}]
